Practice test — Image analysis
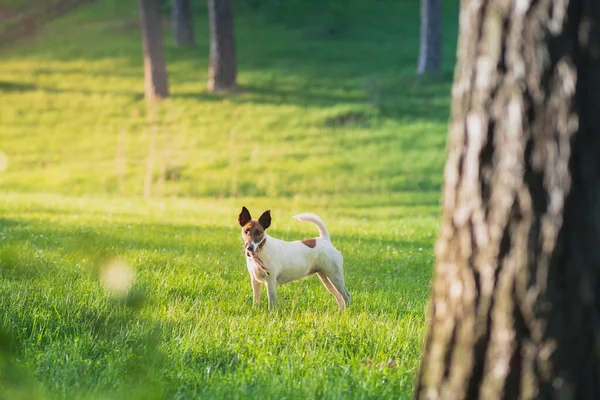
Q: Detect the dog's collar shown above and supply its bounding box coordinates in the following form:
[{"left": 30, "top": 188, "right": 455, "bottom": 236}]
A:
[{"left": 256, "top": 237, "right": 266, "bottom": 252}]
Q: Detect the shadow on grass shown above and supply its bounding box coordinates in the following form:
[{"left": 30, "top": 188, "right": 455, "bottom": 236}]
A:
[
  {"left": 0, "top": 215, "right": 433, "bottom": 311},
  {"left": 1, "top": 0, "right": 457, "bottom": 126},
  {"left": 0, "top": 79, "right": 146, "bottom": 100}
]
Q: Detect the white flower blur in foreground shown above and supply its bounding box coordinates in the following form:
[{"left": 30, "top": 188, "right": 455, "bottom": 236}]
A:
[{"left": 100, "top": 259, "right": 135, "bottom": 297}]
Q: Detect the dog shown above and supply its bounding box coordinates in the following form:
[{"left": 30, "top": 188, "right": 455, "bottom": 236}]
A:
[{"left": 238, "top": 206, "right": 350, "bottom": 311}]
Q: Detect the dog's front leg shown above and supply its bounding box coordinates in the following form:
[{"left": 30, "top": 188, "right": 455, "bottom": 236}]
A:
[
  {"left": 251, "top": 278, "right": 262, "bottom": 306},
  {"left": 266, "top": 280, "right": 277, "bottom": 311}
]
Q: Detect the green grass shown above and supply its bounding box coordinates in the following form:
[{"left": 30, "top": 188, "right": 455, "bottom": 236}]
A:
[{"left": 0, "top": 0, "right": 457, "bottom": 398}]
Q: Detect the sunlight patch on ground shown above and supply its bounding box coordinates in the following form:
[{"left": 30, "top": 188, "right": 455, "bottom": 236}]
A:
[{"left": 0, "top": 151, "right": 8, "bottom": 172}]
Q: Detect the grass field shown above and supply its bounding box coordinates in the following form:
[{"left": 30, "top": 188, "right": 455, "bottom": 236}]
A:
[{"left": 0, "top": 0, "right": 458, "bottom": 398}]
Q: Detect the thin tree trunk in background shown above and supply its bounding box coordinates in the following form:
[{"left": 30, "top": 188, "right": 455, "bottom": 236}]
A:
[
  {"left": 143, "top": 104, "right": 158, "bottom": 199},
  {"left": 171, "top": 0, "right": 194, "bottom": 47},
  {"left": 138, "top": 0, "right": 169, "bottom": 100},
  {"left": 207, "top": 0, "right": 237, "bottom": 92},
  {"left": 417, "top": 0, "right": 442, "bottom": 75},
  {"left": 417, "top": 0, "right": 600, "bottom": 398}
]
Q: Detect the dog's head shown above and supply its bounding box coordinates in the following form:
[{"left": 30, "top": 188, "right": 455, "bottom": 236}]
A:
[{"left": 238, "top": 206, "right": 271, "bottom": 252}]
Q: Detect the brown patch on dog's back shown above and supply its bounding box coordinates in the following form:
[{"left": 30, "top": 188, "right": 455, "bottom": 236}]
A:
[{"left": 301, "top": 238, "right": 317, "bottom": 248}]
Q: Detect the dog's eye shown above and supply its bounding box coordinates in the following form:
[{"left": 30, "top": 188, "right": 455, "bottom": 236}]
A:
[{"left": 244, "top": 229, "right": 250, "bottom": 234}]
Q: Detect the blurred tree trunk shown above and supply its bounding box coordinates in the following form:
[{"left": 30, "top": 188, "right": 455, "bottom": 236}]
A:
[
  {"left": 138, "top": 0, "right": 169, "bottom": 100},
  {"left": 207, "top": 0, "right": 237, "bottom": 92},
  {"left": 417, "top": 0, "right": 600, "bottom": 398},
  {"left": 417, "top": 0, "right": 442, "bottom": 75},
  {"left": 171, "top": 0, "right": 194, "bottom": 47}
]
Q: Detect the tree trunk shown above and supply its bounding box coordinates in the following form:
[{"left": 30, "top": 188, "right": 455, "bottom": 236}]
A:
[
  {"left": 417, "top": 0, "right": 442, "bottom": 75},
  {"left": 138, "top": 0, "right": 169, "bottom": 100},
  {"left": 207, "top": 0, "right": 237, "bottom": 92},
  {"left": 171, "top": 0, "right": 194, "bottom": 47},
  {"left": 416, "top": 0, "right": 600, "bottom": 398}
]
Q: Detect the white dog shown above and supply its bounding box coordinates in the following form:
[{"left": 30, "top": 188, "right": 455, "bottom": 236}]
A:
[{"left": 238, "top": 207, "right": 350, "bottom": 311}]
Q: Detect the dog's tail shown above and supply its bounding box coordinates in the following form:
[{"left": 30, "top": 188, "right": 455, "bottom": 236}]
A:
[{"left": 292, "top": 213, "right": 330, "bottom": 240}]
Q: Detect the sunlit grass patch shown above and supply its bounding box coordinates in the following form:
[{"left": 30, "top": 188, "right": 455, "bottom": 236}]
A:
[{"left": 0, "top": 192, "right": 436, "bottom": 398}]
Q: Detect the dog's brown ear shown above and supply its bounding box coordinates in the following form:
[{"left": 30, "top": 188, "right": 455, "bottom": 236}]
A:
[
  {"left": 239, "top": 206, "right": 252, "bottom": 226},
  {"left": 258, "top": 210, "right": 271, "bottom": 229}
]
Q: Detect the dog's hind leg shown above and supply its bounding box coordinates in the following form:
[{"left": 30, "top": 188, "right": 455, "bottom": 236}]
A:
[
  {"left": 317, "top": 271, "right": 345, "bottom": 311},
  {"left": 266, "top": 280, "right": 277, "bottom": 311},
  {"left": 251, "top": 278, "right": 262, "bottom": 306},
  {"left": 327, "top": 272, "right": 350, "bottom": 308}
]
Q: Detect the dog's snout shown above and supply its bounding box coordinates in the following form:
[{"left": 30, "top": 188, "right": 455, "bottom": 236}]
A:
[{"left": 247, "top": 244, "right": 254, "bottom": 252}]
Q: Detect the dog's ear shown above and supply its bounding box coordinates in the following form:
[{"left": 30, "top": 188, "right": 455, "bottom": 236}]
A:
[
  {"left": 258, "top": 210, "right": 271, "bottom": 230},
  {"left": 238, "top": 206, "right": 252, "bottom": 227}
]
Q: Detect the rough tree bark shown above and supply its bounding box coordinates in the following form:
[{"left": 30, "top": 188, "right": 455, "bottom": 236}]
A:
[
  {"left": 171, "top": 0, "right": 194, "bottom": 47},
  {"left": 417, "top": 0, "right": 442, "bottom": 75},
  {"left": 207, "top": 0, "right": 237, "bottom": 92},
  {"left": 417, "top": 0, "right": 600, "bottom": 398},
  {"left": 138, "top": 0, "right": 169, "bottom": 100}
]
